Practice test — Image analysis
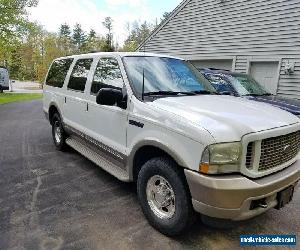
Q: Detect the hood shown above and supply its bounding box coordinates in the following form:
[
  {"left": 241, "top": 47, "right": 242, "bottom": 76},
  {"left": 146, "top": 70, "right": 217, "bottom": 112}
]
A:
[
  {"left": 245, "top": 95, "right": 300, "bottom": 116},
  {"left": 149, "top": 95, "right": 299, "bottom": 142}
]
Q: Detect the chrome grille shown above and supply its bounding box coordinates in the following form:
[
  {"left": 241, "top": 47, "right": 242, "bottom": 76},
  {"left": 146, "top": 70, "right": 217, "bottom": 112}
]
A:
[
  {"left": 245, "top": 142, "right": 254, "bottom": 168},
  {"left": 258, "top": 130, "right": 300, "bottom": 171}
]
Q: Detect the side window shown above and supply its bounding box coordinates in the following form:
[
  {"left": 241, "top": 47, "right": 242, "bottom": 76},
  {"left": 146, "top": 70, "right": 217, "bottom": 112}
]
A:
[
  {"left": 68, "top": 58, "right": 93, "bottom": 92},
  {"left": 46, "top": 58, "right": 73, "bottom": 88},
  {"left": 91, "top": 58, "right": 124, "bottom": 94}
]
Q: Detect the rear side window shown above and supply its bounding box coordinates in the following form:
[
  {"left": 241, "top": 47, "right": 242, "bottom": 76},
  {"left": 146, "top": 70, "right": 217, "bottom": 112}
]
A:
[
  {"left": 68, "top": 59, "right": 93, "bottom": 92},
  {"left": 91, "top": 58, "right": 124, "bottom": 94},
  {"left": 46, "top": 59, "right": 73, "bottom": 88}
]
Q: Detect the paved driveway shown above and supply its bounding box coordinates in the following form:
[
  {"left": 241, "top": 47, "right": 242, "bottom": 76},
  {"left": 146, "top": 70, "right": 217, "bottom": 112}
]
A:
[{"left": 0, "top": 100, "right": 299, "bottom": 250}]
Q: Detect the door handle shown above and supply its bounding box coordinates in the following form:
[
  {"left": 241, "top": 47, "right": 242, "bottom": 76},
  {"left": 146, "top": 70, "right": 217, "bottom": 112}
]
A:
[
  {"left": 86, "top": 102, "right": 89, "bottom": 112},
  {"left": 64, "top": 97, "right": 67, "bottom": 103}
]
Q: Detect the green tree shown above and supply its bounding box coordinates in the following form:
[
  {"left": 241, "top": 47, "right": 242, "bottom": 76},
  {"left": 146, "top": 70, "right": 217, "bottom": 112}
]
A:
[
  {"left": 13, "top": 22, "right": 63, "bottom": 82},
  {"left": 0, "top": 0, "right": 39, "bottom": 66},
  {"left": 72, "top": 23, "right": 86, "bottom": 53},
  {"left": 41, "top": 32, "right": 64, "bottom": 80},
  {"left": 161, "top": 12, "right": 170, "bottom": 23},
  {"left": 83, "top": 29, "right": 98, "bottom": 52},
  {"left": 122, "top": 21, "right": 154, "bottom": 51},
  {"left": 59, "top": 23, "right": 71, "bottom": 38},
  {"left": 84, "top": 31, "right": 109, "bottom": 53},
  {"left": 102, "top": 17, "right": 114, "bottom": 52},
  {"left": 59, "top": 23, "right": 72, "bottom": 55},
  {"left": 0, "top": 0, "right": 38, "bottom": 40},
  {"left": 89, "top": 29, "right": 96, "bottom": 39},
  {"left": 9, "top": 47, "right": 23, "bottom": 79},
  {"left": 18, "top": 23, "right": 45, "bottom": 80}
]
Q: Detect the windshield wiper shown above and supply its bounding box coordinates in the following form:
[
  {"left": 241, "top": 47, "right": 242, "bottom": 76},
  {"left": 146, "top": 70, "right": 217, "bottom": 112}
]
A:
[
  {"left": 143, "top": 91, "right": 197, "bottom": 96},
  {"left": 143, "top": 90, "right": 215, "bottom": 97},
  {"left": 191, "top": 90, "right": 215, "bottom": 95},
  {"left": 244, "top": 93, "right": 273, "bottom": 97}
]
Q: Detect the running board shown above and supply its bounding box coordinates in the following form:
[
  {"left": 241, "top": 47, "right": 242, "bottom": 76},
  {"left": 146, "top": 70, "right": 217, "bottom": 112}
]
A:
[{"left": 66, "top": 137, "right": 130, "bottom": 182}]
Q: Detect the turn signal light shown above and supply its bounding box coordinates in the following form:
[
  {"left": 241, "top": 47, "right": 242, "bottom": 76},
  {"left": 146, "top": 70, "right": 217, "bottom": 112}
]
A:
[{"left": 199, "top": 163, "right": 209, "bottom": 173}]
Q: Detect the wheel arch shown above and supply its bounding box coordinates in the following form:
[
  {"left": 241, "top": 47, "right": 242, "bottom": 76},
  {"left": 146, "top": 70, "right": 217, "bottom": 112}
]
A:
[
  {"left": 48, "top": 102, "right": 62, "bottom": 125},
  {"left": 128, "top": 139, "right": 187, "bottom": 182}
]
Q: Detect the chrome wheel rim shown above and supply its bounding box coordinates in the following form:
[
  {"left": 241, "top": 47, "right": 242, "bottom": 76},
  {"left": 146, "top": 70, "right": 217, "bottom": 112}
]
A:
[
  {"left": 146, "top": 175, "right": 176, "bottom": 219},
  {"left": 54, "top": 121, "right": 62, "bottom": 144}
]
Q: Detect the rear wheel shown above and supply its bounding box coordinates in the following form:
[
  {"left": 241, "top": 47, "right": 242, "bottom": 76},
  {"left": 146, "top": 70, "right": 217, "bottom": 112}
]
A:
[
  {"left": 0, "top": 86, "right": 3, "bottom": 93},
  {"left": 137, "top": 157, "right": 195, "bottom": 236},
  {"left": 51, "top": 113, "right": 67, "bottom": 151}
]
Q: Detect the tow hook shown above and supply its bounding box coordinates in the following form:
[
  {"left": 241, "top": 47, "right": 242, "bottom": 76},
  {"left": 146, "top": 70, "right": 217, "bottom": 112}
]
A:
[
  {"left": 250, "top": 198, "right": 268, "bottom": 210},
  {"left": 258, "top": 200, "right": 268, "bottom": 208}
]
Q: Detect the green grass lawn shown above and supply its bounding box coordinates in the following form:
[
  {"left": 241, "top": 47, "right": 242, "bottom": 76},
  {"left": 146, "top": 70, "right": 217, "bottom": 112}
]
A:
[{"left": 0, "top": 93, "right": 43, "bottom": 105}]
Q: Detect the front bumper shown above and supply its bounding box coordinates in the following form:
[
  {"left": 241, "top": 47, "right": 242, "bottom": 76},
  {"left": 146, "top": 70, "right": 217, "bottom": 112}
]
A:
[{"left": 185, "top": 160, "right": 300, "bottom": 221}]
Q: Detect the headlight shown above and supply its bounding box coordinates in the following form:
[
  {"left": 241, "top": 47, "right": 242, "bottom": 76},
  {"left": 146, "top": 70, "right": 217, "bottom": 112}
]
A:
[{"left": 199, "top": 142, "right": 241, "bottom": 174}]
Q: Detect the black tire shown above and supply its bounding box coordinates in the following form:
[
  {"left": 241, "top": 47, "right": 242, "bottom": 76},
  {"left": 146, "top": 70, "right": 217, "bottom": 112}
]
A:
[
  {"left": 0, "top": 86, "right": 3, "bottom": 93},
  {"left": 51, "top": 113, "right": 67, "bottom": 151},
  {"left": 137, "top": 157, "right": 195, "bottom": 236}
]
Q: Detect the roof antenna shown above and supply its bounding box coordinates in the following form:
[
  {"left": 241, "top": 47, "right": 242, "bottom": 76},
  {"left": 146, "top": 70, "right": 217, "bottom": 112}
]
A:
[{"left": 141, "top": 44, "right": 146, "bottom": 100}]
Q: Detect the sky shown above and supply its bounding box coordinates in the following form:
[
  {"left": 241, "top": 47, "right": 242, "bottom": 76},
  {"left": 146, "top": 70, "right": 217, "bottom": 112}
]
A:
[{"left": 28, "top": 0, "right": 182, "bottom": 45}]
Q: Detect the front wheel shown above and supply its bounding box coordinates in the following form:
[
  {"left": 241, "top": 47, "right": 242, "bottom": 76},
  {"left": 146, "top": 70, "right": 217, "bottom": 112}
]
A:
[
  {"left": 51, "top": 113, "right": 67, "bottom": 151},
  {"left": 137, "top": 157, "right": 195, "bottom": 236}
]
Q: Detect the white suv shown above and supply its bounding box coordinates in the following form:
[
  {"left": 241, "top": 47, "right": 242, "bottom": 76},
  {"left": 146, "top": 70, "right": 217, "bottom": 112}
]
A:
[{"left": 43, "top": 52, "right": 300, "bottom": 235}]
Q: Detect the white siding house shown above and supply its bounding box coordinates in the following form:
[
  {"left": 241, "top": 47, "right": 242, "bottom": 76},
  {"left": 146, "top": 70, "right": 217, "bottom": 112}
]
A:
[{"left": 138, "top": 0, "right": 300, "bottom": 99}]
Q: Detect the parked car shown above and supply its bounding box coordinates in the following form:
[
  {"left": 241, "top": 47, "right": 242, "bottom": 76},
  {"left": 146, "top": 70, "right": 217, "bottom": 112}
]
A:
[
  {"left": 200, "top": 68, "right": 300, "bottom": 117},
  {"left": 43, "top": 53, "right": 300, "bottom": 236},
  {"left": 0, "top": 66, "right": 10, "bottom": 92}
]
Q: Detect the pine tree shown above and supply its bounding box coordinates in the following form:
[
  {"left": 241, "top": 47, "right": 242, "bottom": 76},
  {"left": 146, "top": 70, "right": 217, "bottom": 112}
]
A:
[
  {"left": 88, "top": 29, "right": 96, "bottom": 39},
  {"left": 72, "top": 23, "right": 86, "bottom": 53},
  {"left": 161, "top": 12, "right": 170, "bottom": 23},
  {"left": 59, "top": 23, "right": 71, "bottom": 38},
  {"left": 102, "top": 17, "right": 114, "bottom": 52},
  {"left": 59, "top": 23, "right": 72, "bottom": 55},
  {"left": 122, "top": 21, "right": 154, "bottom": 51},
  {"left": 82, "top": 29, "right": 98, "bottom": 53}
]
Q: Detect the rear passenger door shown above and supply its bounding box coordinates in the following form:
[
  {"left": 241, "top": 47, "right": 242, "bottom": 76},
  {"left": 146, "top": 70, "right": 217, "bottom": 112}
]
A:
[
  {"left": 84, "top": 57, "right": 128, "bottom": 156},
  {"left": 63, "top": 58, "right": 93, "bottom": 130}
]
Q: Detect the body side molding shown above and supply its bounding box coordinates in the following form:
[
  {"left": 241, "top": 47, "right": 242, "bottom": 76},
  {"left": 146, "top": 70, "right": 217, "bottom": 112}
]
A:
[{"left": 64, "top": 124, "right": 127, "bottom": 169}]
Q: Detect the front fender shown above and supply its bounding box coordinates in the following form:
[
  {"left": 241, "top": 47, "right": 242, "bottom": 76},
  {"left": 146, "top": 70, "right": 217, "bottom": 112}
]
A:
[{"left": 126, "top": 127, "right": 213, "bottom": 180}]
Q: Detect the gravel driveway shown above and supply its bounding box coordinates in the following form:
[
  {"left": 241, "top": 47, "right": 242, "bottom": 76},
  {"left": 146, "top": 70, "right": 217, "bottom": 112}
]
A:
[{"left": 0, "top": 100, "right": 299, "bottom": 250}]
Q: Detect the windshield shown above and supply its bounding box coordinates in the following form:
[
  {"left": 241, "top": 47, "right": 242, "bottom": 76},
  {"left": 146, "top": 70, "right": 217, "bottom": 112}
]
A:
[
  {"left": 227, "top": 74, "right": 270, "bottom": 96},
  {"left": 122, "top": 56, "right": 216, "bottom": 97}
]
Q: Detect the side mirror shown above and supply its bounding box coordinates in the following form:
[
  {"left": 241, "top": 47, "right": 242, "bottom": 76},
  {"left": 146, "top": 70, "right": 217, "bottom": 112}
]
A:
[{"left": 96, "top": 88, "right": 124, "bottom": 106}]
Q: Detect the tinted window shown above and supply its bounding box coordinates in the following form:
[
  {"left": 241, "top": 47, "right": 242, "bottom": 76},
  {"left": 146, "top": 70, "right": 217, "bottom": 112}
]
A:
[
  {"left": 204, "top": 73, "right": 236, "bottom": 94},
  {"left": 46, "top": 59, "right": 73, "bottom": 88},
  {"left": 91, "top": 58, "right": 124, "bottom": 94},
  {"left": 230, "top": 75, "right": 269, "bottom": 96},
  {"left": 68, "top": 59, "right": 93, "bottom": 92}
]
